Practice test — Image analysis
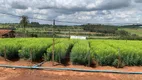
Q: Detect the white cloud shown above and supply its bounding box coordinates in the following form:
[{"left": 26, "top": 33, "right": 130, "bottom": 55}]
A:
[
  {"left": 0, "top": 0, "right": 142, "bottom": 25},
  {"left": 135, "top": 0, "right": 142, "bottom": 3}
]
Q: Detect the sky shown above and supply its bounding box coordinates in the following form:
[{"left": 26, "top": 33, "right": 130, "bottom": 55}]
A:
[{"left": 0, "top": 0, "right": 142, "bottom": 25}]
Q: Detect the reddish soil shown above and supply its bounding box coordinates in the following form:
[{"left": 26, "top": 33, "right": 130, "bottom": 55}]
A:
[
  {"left": 0, "top": 68, "right": 142, "bottom": 80},
  {"left": 0, "top": 58, "right": 142, "bottom": 80},
  {"left": 43, "top": 62, "right": 142, "bottom": 72},
  {"left": 0, "top": 57, "right": 35, "bottom": 66}
]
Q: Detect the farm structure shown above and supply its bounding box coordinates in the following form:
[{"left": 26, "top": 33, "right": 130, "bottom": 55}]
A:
[{"left": 0, "top": 29, "right": 15, "bottom": 38}]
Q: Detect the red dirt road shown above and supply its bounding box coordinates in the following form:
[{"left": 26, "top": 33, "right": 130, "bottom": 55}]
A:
[
  {"left": 0, "top": 68, "right": 142, "bottom": 80},
  {"left": 0, "top": 58, "right": 142, "bottom": 80}
]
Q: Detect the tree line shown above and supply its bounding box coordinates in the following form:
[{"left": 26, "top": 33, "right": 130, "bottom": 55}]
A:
[{"left": 82, "top": 24, "right": 118, "bottom": 34}]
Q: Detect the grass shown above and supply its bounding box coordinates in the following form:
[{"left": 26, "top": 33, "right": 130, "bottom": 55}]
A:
[{"left": 119, "top": 28, "right": 142, "bottom": 37}]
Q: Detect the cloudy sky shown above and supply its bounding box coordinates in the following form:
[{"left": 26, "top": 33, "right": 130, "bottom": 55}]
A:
[{"left": 0, "top": 0, "right": 142, "bottom": 25}]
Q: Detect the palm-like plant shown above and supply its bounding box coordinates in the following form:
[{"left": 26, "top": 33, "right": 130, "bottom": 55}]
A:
[{"left": 20, "top": 16, "right": 29, "bottom": 37}]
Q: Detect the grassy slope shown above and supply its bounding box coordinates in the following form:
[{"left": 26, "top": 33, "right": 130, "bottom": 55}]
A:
[{"left": 119, "top": 28, "right": 142, "bottom": 37}]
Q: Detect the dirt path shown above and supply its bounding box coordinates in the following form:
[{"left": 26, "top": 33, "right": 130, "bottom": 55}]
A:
[
  {"left": 0, "top": 58, "right": 142, "bottom": 80},
  {"left": 0, "top": 68, "right": 142, "bottom": 80}
]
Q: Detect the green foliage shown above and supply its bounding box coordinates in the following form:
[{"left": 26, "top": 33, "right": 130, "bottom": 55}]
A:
[
  {"left": 20, "top": 16, "right": 29, "bottom": 28},
  {"left": 89, "top": 40, "right": 142, "bottom": 67},
  {"left": 83, "top": 24, "right": 118, "bottom": 34},
  {"left": 103, "top": 40, "right": 142, "bottom": 66},
  {"left": 115, "top": 30, "right": 130, "bottom": 36},
  {"left": 18, "top": 39, "right": 52, "bottom": 61},
  {"left": 90, "top": 41, "right": 118, "bottom": 66},
  {"left": 0, "top": 38, "right": 52, "bottom": 61},
  {"left": 30, "top": 22, "right": 40, "bottom": 27},
  {"left": 46, "top": 40, "right": 73, "bottom": 64},
  {"left": 0, "top": 38, "right": 142, "bottom": 67},
  {"left": 115, "top": 30, "right": 142, "bottom": 40},
  {"left": 112, "top": 59, "right": 125, "bottom": 68},
  {"left": 0, "top": 39, "right": 21, "bottom": 60},
  {"left": 71, "top": 40, "right": 91, "bottom": 65},
  {"left": 119, "top": 28, "right": 142, "bottom": 37}
]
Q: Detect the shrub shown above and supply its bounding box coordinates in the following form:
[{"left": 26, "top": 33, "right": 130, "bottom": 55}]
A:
[
  {"left": 19, "top": 39, "right": 52, "bottom": 62},
  {"left": 71, "top": 40, "right": 91, "bottom": 66},
  {"left": 46, "top": 40, "right": 73, "bottom": 65}
]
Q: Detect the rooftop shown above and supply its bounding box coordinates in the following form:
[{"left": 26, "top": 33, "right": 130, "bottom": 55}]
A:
[{"left": 0, "top": 29, "right": 13, "bottom": 36}]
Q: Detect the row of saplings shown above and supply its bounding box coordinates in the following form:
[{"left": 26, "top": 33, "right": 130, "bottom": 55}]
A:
[{"left": 0, "top": 43, "right": 140, "bottom": 68}]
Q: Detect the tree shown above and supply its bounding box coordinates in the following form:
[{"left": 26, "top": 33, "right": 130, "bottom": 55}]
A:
[
  {"left": 115, "top": 30, "right": 130, "bottom": 37},
  {"left": 20, "top": 16, "right": 29, "bottom": 36},
  {"left": 30, "top": 22, "right": 40, "bottom": 27}
]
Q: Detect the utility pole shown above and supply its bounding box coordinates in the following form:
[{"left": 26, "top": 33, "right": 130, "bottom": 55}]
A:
[
  {"left": 52, "top": 19, "right": 55, "bottom": 66},
  {"left": 69, "top": 29, "right": 70, "bottom": 40}
]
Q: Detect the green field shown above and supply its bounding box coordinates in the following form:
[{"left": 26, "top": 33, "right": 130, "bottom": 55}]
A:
[
  {"left": 0, "top": 38, "right": 142, "bottom": 67},
  {"left": 120, "top": 28, "right": 142, "bottom": 37}
]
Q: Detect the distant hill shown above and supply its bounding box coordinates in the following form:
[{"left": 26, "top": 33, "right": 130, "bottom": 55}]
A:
[{"left": 121, "top": 24, "right": 142, "bottom": 28}]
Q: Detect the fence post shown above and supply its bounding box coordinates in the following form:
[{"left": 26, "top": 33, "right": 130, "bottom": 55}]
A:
[
  {"left": 69, "top": 29, "right": 70, "bottom": 40},
  {"left": 88, "top": 42, "right": 91, "bottom": 67},
  {"left": 117, "top": 48, "right": 121, "bottom": 68},
  {"left": 52, "top": 19, "right": 55, "bottom": 66}
]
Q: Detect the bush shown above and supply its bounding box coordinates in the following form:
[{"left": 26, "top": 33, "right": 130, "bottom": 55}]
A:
[
  {"left": 0, "top": 40, "right": 21, "bottom": 60},
  {"left": 71, "top": 40, "right": 91, "bottom": 66},
  {"left": 46, "top": 40, "right": 73, "bottom": 65},
  {"left": 19, "top": 39, "right": 52, "bottom": 61}
]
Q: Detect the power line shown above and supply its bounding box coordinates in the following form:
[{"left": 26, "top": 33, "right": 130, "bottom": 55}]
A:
[
  {"left": 0, "top": 12, "right": 140, "bottom": 25},
  {"left": 0, "top": 12, "right": 21, "bottom": 18},
  {"left": 55, "top": 20, "right": 87, "bottom": 24},
  {"left": 28, "top": 16, "right": 53, "bottom": 22},
  {"left": 0, "top": 12, "right": 53, "bottom": 22},
  {"left": 0, "top": 12, "right": 88, "bottom": 24}
]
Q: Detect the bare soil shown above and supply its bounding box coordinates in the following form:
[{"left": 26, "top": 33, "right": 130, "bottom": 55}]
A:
[{"left": 0, "top": 58, "right": 142, "bottom": 80}]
